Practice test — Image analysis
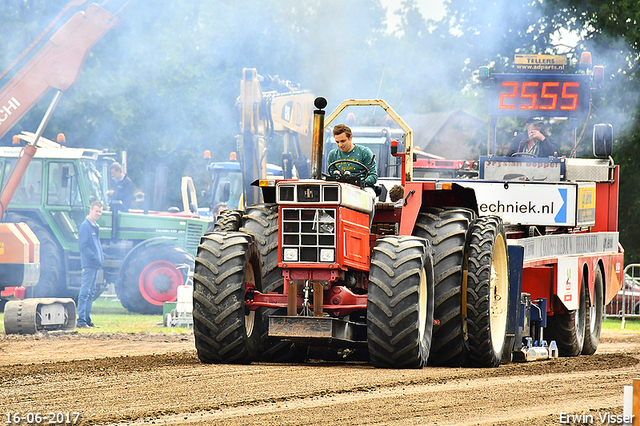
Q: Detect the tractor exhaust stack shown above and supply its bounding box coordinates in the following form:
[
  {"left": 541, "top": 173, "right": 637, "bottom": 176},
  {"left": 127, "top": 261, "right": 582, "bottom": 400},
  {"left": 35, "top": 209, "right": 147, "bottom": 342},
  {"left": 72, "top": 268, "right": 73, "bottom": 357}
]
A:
[{"left": 310, "top": 97, "right": 327, "bottom": 180}]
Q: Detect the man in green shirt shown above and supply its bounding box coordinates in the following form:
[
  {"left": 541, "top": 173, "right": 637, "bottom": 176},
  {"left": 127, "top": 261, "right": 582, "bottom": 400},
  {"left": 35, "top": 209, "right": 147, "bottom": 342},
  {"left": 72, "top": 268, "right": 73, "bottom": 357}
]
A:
[{"left": 327, "top": 124, "right": 378, "bottom": 190}]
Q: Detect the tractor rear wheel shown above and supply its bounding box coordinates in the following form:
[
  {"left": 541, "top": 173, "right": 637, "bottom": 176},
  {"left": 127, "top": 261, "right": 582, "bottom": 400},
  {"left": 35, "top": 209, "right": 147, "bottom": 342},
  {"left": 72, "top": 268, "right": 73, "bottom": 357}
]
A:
[
  {"left": 412, "top": 207, "right": 475, "bottom": 366},
  {"left": 367, "top": 236, "right": 434, "bottom": 368},
  {"left": 212, "top": 209, "right": 242, "bottom": 232},
  {"left": 193, "top": 232, "right": 261, "bottom": 364},
  {"left": 4, "top": 214, "right": 65, "bottom": 298},
  {"left": 546, "top": 275, "right": 587, "bottom": 356},
  {"left": 582, "top": 267, "right": 604, "bottom": 355},
  {"left": 466, "top": 216, "right": 510, "bottom": 367},
  {"left": 240, "top": 203, "right": 307, "bottom": 362},
  {"left": 117, "top": 244, "right": 192, "bottom": 315}
]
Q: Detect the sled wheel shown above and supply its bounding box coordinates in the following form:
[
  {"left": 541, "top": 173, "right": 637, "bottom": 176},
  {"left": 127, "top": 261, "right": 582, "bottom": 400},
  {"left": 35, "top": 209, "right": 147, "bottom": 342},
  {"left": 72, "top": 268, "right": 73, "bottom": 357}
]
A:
[
  {"left": 582, "top": 267, "right": 603, "bottom": 355},
  {"left": 546, "top": 273, "right": 587, "bottom": 357}
]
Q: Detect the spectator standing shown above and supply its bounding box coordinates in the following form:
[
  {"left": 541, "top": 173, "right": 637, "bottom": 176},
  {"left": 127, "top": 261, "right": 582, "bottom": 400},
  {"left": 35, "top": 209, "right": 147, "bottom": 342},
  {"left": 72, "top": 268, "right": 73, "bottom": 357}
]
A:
[
  {"left": 107, "top": 162, "right": 134, "bottom": 212},
  {"left": 77, "top": 200, "right": 104, "bottom": 329}
]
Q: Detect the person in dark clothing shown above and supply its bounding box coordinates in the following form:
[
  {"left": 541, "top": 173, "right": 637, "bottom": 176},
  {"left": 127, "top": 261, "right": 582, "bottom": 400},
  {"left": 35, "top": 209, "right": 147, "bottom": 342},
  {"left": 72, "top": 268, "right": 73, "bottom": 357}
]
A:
[
  {"left": 77, "top": 200, "right": 104, "bottom": 328},
  {"left": 507, "top": 117, "right": 560, "bottom": 157},
  {"left": 107, "top": 162, "right": 134, "bottom": 212}
]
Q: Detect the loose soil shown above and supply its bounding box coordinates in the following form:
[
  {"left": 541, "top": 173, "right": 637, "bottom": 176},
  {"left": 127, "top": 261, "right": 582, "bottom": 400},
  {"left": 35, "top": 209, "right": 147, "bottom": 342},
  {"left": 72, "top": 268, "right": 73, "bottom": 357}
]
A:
[{"left": 1, "top": 330, "right": 639, "bottom": 425}]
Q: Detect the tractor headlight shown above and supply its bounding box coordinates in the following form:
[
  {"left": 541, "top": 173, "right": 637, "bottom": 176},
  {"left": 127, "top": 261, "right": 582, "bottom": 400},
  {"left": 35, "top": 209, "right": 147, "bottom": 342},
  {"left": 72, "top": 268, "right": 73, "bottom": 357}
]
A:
[
  {"left": 283, "top": 248, "right": 299, "bottom": 262},
  {"left": 320, "top": 248, "right": 335, "bottom": 262}
]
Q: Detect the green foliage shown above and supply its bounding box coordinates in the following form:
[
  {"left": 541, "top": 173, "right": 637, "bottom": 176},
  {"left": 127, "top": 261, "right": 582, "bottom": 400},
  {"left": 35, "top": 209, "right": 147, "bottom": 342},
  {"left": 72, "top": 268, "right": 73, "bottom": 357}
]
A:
[
  {"left": 603, "top": 317, "right": 640, "bottom": 333},
  {"left": 2, "top": 0, "right": 640, "bottom": 256}
]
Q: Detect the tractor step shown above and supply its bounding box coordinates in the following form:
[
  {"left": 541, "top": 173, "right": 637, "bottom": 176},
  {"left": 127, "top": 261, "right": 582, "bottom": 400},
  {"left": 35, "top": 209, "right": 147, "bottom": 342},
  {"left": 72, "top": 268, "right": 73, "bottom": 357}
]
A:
[
  {"left": 268, "top": 315, "right": 367, "bottom": 347},
  {"left": 4, "top": 298, "right": 77, "bottom": 334}
]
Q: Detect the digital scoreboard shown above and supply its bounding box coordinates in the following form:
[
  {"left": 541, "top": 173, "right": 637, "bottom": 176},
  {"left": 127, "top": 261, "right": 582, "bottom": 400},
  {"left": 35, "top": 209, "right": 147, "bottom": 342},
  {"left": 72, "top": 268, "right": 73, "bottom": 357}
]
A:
[{"left": 489, "top": 73, "right": 590, "bottom": 118}]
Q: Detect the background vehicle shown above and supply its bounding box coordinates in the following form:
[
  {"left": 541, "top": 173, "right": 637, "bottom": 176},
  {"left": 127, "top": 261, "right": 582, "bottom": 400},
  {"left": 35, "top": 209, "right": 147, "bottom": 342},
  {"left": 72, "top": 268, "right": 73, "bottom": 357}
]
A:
[
  {"left": 192, "top": 52, "right": 622, "bottom": 368},
  {"left": 0, "top": 1, "right": 211, "bottom": 320},
  {"left": 207, "top": 155, "right": 283, "bottom": 211},
  {"left": 206, "top": 68, "right": 314, "bottom": 211},
  {"left": 1, "top": 136, "right": 211, "bottom": 315},
  {"left": 0, "top": 0, "right": 119, "bottom": 332}
]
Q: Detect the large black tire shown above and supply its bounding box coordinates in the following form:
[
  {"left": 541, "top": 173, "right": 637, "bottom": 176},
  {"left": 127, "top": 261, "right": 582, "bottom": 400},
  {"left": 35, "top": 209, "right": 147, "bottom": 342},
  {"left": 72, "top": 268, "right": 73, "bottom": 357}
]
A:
[
  {"left": 193, "top": 232, "right": 261, "bottom": 364},
  {"left": 466, "top": 216, "right": 510, "bottom": 368},
  {"left": 546, "top": 273, "right": 587, "bottom": 357},
  {"left": 4, "top": 214, "right": 66, "bottom": 298},
  {"left": 412, "top": 207, "right": 475, "bottom": 366},
  {"left": 367, "top": 236, "right": 435, "bottom": 368},
  {"left": 582, "top": 267, "right": 604, "bottom": 355},
  {"left": 240, "top": 203, "right": 306, "bottom": 362},
  {"left": 117, "top": 244, "right": 192, "bottom": 315},
  {"left": 212, "top": 209, "right": 243, "bottom": 232}
]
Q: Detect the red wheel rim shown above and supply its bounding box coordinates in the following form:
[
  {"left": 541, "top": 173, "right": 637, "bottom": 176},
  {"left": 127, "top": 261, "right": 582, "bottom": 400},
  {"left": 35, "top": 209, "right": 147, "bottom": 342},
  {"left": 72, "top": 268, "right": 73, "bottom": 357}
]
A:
[{"left": 138, "top": 260, "right": 183, "bottom": 306}]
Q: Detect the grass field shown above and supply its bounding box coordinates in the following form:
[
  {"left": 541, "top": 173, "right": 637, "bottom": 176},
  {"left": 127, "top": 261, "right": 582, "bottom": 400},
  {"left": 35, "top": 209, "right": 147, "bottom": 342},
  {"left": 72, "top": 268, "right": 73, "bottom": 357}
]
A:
[
  {"left": 1, "top": 298, "right": 639, "bottom": 335},
  {"left": 0, "top": 297, "right": 193, "bottom": 334}
]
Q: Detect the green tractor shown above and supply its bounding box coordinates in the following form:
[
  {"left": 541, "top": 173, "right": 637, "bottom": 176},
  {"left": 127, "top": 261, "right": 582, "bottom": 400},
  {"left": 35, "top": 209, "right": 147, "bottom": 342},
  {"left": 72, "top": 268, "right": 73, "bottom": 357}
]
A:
[{"left": 0, "top": 140, "right": 211, "bottom": 314}]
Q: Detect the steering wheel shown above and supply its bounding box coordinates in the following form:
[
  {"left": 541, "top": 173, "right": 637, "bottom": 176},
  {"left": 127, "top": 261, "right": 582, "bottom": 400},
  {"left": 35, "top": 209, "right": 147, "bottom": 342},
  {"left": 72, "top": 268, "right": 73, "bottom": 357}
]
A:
[
  {"left": 325, "top": 159, "right": 370, "bottom": 180},
  {"left": 511, "top": 152, "right": 536, "bottom": 158}
]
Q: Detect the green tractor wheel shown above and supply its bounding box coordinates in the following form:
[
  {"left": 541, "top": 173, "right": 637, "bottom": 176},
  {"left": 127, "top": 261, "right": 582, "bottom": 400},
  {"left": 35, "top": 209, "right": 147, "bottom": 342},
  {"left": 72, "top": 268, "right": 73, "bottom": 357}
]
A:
[{"left": 117, "top": 244, "right": 192, "bottom": 315}]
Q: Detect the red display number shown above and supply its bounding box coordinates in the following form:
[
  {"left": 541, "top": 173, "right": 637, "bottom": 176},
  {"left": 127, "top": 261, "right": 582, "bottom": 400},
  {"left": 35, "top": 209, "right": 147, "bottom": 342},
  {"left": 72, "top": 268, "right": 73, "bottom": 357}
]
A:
[{"left": 498, "top": 80, "right": 581, "bottom": 111}]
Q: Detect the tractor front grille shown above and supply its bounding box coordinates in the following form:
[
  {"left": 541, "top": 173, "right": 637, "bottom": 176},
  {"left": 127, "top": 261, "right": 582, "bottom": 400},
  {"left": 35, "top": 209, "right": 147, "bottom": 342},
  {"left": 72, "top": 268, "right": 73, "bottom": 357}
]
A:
[{"left": 281, "top": 207, "right": 336, "bottom": 263}]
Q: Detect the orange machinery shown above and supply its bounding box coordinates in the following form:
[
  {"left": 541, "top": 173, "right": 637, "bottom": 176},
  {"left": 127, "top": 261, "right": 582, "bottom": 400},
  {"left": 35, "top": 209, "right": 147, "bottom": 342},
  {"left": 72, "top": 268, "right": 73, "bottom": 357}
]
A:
[{"left": 0, "top": 0, "right": 120, "bottom": 333}]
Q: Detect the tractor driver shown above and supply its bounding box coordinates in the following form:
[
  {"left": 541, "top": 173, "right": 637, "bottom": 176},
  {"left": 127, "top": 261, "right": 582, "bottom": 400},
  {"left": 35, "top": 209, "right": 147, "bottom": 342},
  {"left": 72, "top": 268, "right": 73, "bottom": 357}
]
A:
[{"left": 327, "top": 124, "right": 378, "bottom": 197}]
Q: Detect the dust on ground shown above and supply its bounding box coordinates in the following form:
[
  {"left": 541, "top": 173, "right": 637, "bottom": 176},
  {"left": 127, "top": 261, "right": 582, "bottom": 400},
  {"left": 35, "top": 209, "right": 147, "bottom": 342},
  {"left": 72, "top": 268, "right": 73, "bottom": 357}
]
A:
[{"left": 1, "top": 330, "right": 639, "bottom": 425}]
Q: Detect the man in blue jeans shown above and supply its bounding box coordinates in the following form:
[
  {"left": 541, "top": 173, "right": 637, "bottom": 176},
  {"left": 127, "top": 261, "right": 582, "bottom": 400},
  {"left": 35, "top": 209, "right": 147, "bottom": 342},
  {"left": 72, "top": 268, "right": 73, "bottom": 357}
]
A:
[{"left": 77, "top": 200, "right": 104, "bottom": 328}]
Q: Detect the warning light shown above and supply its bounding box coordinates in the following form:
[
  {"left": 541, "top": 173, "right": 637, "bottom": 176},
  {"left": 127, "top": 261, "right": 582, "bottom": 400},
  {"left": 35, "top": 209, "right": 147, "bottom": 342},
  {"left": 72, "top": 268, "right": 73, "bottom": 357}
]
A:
[
  {"left": 478, "top": 66, "right": 490, "bottom": 82},
  {"left": 346, "top": 113, "right": 356, "bottom": 126},
  {"left": 580, "top": 51, "right": 592, "bottom": 69},
  {"left": 12, "top": 135, "right": 20, "bottom": 145},
  {"left": 230, "top": 152, "right": 237, "bottom": 161},
  {"left": 57, "top": 133, "right": 66, "bottom": 144},
  {"left": 204, "top": 150, "right": 211, "bottom": 159},
  {"left": 593, "top": 66, "right": 604, "bottom": 89}
]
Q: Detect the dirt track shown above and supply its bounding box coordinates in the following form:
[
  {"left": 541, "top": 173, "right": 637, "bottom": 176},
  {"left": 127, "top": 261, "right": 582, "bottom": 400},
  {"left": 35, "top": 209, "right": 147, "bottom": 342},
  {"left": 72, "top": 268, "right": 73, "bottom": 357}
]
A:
[{"left": 1, "top": 330, "right": 639, "bottom": 426}]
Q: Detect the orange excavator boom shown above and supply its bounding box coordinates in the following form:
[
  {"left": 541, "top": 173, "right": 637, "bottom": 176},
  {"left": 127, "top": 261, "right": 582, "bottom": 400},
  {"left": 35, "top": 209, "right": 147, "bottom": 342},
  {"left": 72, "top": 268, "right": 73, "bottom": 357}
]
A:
[{"left": 0, "top": 2, "right": 119, "bottom": 141}]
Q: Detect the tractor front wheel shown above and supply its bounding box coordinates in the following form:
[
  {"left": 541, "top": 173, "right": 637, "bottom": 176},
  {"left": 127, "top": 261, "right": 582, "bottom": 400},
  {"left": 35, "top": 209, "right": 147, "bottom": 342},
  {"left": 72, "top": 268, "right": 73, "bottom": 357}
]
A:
[
  {"left": 367, "top": 236, "right": 435, "bottom": 368},
  {"left": 193, "top": 232, "right": 261, "bottom": 364}
]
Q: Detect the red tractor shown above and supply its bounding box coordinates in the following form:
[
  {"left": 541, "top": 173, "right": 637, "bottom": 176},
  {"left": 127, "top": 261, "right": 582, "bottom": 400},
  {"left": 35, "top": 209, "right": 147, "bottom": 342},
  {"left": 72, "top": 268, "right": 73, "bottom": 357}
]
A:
[
  {"left": 192, "top": 98, "right": 512, "bottom": 368},
  {"left": 193, "top": 56, "right": 623, "bottom": 367}
]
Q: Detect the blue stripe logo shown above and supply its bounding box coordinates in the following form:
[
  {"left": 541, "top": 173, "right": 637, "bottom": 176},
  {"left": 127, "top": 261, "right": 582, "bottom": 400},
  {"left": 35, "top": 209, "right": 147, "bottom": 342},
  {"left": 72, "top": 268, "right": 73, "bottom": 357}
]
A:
[{"left": 555, "top": 188, "right": 567, "bottom": 223}]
